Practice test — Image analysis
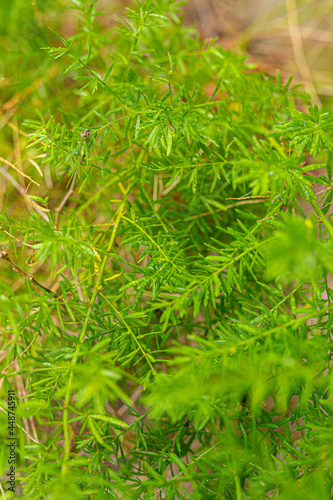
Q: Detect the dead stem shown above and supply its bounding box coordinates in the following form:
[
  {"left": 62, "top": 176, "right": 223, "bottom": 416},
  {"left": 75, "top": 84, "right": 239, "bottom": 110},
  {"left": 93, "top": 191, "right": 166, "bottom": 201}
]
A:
[
  {"left": 55, "top": 132, "right": 88, "bottom": 225},
  {"left": 55, "top": 171, "right": 77, "bottom": 225},
  {"left": 0, "top": 250, "right": 56, "bottom": 296},
  {"left": 0, "top": 226, "right": 35, "bottom": 248},
  {"left": 0, "top": 156, "right": 39, "bottom": 186},
  {"left": 2, "top": 333, "right": 39, "bottom": 375},
  {"left": 0, "top": 167, "right": 49, "bottom": 222}
]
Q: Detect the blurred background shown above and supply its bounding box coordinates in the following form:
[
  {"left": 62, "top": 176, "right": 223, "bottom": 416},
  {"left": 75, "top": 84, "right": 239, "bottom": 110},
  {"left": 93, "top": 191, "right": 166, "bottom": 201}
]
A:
[
  {"left": 97, "top": 0, "right": 333, "bottom": 108},
  {"left": 1, "top": 0, "right": 333, "bottom": 108},
  {"left": 1, "top": 0, "right": 332, "bottom": 220},
  {"left": 182, "top": 0, "right": 333, "bottom": 108}
]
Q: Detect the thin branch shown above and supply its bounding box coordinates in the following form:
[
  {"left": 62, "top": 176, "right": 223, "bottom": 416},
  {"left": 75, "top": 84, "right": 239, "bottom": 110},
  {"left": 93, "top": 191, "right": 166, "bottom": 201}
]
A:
[
  {"left": 0, "top": 167, "right": 49, "bottom": 222},
  {"left": 61, "top": 182, "right": 134, "bottom": 476},
  {"left": 16, "top": 422, "right": 41, "bottom": 445},
  {"left": 0, "top": 225, "right": 35, "bottom": 248},
  {"left": 0, "top": 407, "right": 40, "bottom": 444},
  {"left": 0, "top": 156, "right": 39, "bottom": 186},
  {"left": 0, "top": 480, "right": 5, "bottom": 499},
  {"left": 183, "top": 198, "right": 271, "bottom": 222},
  {"left": 0, "top": 250, "right": 56, "bottom": 296},
  {"left": 55, "top": 171, "right": 77, "bottom": 225},
  {"left": 100, "top": 292, "right": 155, "bottom": 373},
  {"left": 55, "top": 130, "right": 90, "bottom": 225},
  {"left": 2, "top": 332, "right": 40, "bottom": 374}
]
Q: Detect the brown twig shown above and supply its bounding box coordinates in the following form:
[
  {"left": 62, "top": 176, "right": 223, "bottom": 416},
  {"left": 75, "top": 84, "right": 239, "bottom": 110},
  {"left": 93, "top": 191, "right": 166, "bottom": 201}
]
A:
[
  {"left": 0, "top": 108, "right": 17, "bottom": 132},
  {"left": 2, "top": 333, "right": 39, "bottom": 374},
  {"left": 16, "top": 421, "right": 41, "bottom": 445},
  {"left": 183, "top": 198, "right": 269, "bottom": 221},
  {"left": 54, "top": 129, "right": 90, "bottom": 225},
  {"left": 0, "top": 226, "right": 34, "bottom": 248},
  {"left": 0, "top": 167, "right": 49, "bottom": 222},
  {"left": 0, "top": 250, "right": 56, "bottom": 296},
  {"left": 16, "top": 370, "right": 32, "bottom": 444},
  {"left": 55, "top": 171, "right": 77, "bottom": 225}
]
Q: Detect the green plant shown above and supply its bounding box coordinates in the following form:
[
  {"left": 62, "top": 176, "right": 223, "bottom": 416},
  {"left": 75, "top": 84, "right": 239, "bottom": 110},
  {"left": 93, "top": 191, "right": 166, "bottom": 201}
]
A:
[{"left": 0, "top": 1, "right": 333, "bottom": 498}]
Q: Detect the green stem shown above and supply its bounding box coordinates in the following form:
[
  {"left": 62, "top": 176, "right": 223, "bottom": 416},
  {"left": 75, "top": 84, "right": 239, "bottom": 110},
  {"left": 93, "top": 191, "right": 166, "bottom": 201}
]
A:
[
  {"left": 61, "top": 182, "right": 133, "bottom": 476},
  {"left": 309, "top": 198, "right": 333, "bottom": 238},
  {"left": 122, "top": 215, "right": 183, "bottom": 274},
  {"left": 100, "top": 293, "right": 155, "bottom": 373}
]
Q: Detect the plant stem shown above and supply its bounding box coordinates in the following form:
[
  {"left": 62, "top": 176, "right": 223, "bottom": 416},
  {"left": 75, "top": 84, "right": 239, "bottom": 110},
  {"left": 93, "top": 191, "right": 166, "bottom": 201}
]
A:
[{"left": 61, "top": 182, "right": 133, "bottom": 475}]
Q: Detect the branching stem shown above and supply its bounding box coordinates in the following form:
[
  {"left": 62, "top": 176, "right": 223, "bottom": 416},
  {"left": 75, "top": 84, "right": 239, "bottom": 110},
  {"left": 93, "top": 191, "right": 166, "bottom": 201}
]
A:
[{"left": 61, "top": 182, "right": 133, "bottom": 475}]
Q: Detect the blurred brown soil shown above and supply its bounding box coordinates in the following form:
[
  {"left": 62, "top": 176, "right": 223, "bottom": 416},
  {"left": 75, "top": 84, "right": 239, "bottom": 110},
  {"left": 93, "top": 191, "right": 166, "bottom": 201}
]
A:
[
  {"left": 93, "top": 0, "right": 333, "bottom": 107},
  {"left": 182, "top": 0, "right": 333, "bottom": 108}
]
